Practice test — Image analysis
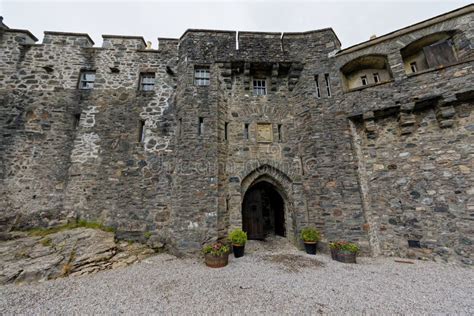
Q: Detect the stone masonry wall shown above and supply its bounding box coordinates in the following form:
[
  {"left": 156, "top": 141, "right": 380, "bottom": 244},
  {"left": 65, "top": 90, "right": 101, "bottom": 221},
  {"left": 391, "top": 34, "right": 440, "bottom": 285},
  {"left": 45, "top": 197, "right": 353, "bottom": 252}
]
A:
[{"left": 0, "top": 5, "right": 472, "bottom": 262}]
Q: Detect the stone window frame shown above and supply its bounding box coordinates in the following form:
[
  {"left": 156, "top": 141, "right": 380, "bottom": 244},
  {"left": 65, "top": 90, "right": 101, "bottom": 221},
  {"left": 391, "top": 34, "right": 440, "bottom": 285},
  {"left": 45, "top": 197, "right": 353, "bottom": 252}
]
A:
[
  {"left": 244, "top": 123, "right": 250, "bottom": 140},
  {"left": 194, "top": 66, "right": 210, "bottom": 86},
  {"left": 314, "top": 75, "right": 321, "bottom": 98},
  {"left": 139, "top": 72, "right": 156, "bottom": 91},
  {"left": 361, "top": 75, "right": 368, "bottom": 86},
  {"left": 410, "top": 62, "right": 418, "bottom": 73},
  {"left": 137, "top": 120, "right": 146, "bottom": 143},
  {"left": 253, "top": 78, "right": 267, "bottom": 96},
  {"left": 78, "top": 70, "right": 96, "bottom": 90},
  {"left": 324, "top": 73, "right": 331, "bottom": 97}
]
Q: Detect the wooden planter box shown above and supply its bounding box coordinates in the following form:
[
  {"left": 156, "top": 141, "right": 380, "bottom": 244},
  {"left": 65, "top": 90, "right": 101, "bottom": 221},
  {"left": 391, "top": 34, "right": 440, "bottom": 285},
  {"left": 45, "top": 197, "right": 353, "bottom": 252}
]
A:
[
  {"left": 335, "top": 250, "right": 357, "bottom": 263},
  {"left": 204, "top": 253, "right": 229, "bottom": 268}
]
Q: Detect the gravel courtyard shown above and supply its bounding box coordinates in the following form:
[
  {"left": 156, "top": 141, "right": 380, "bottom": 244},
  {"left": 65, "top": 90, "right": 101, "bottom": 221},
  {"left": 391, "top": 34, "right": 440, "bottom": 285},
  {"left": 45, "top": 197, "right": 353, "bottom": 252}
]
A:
[{"left": 1, "top": 239, "right": 473, "bottom": 314}]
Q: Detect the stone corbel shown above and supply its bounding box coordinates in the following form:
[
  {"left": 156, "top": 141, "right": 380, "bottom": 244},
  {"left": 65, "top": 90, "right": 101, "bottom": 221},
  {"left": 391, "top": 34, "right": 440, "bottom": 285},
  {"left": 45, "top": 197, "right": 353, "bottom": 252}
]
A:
[
  {"left": 221, "top": 62, "right": 232, "bottom": 89},
  {"left": 436, "top": 95, "right": 457, "bottom": 128},
  {"left": 288, "top": 62, "right": 303, "bottom": 92},
  {"left": 363, "top": 111, "right": 376, "bottom": 139},
  {"left": 399, "top": 102, "right": 416, "bottom": 135},
  {"left": 243, "top": 62, "right": 250, "bottom": 90},
  {"left": 270, "top": 63, "right": 279, "bottom": 91}
]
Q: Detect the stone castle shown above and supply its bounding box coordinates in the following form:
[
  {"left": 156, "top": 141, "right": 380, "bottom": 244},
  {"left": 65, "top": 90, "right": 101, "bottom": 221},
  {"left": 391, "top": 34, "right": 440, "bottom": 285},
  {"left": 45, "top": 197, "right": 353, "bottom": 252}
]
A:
[{"left": 0, "top": 5, "right": 472, "bottom": 264}]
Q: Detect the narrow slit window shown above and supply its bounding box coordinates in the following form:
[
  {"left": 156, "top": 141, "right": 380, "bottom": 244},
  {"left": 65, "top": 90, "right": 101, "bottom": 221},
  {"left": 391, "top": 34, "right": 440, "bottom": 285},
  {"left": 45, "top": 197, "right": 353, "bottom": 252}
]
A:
[
  {"left": 78, "top": 71, "right": 95, "bottom": 90},
  {"left": 198, "top": 117, "right": 204, "bottom": 136},
  {"left": 314, "top": 75, "right": 321, "bottom": 98},
  {"left": 277, "top": 124, "right": 282, "bottom": 142},
  {"left": 244, "top": 123, "right": 249, "bottom": 140},
  {"left": 73, "top": 113, "right": 81, "bottom": 130},
  {"left": 138, "top": 120, "right": 145, "bottom": 143},
  {"left": 324, "top": 73, "right": 331, "bottom": 97},
  {"left": 224, "top": 122, "right": 228, "bottom": 141},
  {"left": 195, "top": 67, "right": 210, "bottom": 86},
  {"left": 410, "top": 62, "right": 418, "bottom": 73},
  {"left": 178, "top": 118, "right": 182, "bottom": 138},
  {"left": 373, "top": 73, "right": 380, "bottom": 83},
  {"left": 253, "top": 79, "right": 267, "bottom": 96},
  {"left": 361, "top": 75, "right": 368, "bottom": 86}
]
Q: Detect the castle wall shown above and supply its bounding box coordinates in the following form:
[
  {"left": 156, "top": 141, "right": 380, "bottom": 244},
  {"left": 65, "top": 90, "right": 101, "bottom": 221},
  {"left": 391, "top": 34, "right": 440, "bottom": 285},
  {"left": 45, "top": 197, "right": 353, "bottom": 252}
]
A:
[
  {"left": 0, "top": 5, "right": 472, "bottom": 262},
  {"left": 0, "top": 30, "right": 178, "bottom": 246},
  {"left": 335, "top": 9, "right": 474, "bottom": 263}
]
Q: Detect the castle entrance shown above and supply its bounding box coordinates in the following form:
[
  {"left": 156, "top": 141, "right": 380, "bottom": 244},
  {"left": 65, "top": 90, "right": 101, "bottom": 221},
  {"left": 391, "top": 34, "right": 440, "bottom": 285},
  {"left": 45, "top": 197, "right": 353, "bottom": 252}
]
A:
[{"left": 242, "top": 181, "right": 285, "bottom": 240}]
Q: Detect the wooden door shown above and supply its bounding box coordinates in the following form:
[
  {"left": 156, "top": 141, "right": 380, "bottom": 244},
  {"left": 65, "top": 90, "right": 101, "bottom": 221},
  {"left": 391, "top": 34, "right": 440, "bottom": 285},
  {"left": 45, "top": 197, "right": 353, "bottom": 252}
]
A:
[{"left": 242, "top": 188, "right": 264, "bottom": 239}]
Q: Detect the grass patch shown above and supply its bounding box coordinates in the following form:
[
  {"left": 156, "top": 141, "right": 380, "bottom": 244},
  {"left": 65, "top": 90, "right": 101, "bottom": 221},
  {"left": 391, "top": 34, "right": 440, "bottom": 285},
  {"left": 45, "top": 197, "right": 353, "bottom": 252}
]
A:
[
  {"left": 40, "top": 237, "right": 53, "bottom": 247},
  {"left": 27, "top": 220, "right": 115, "bottom": 237}
]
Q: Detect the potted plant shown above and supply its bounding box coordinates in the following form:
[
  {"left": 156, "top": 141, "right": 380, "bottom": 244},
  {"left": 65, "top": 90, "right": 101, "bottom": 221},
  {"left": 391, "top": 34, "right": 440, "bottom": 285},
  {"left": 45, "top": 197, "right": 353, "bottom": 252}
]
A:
[
  {"left": 330, "top": 241, "right": 359, "bottom": 263},
  {"left": 202, "top": 242, "right": 230, "bottom": 268},
  {"left": 300, "top": 227, "right": 321, "bottom": 255},
  {"left": 229, "top": 228, "right": 247, "bottom": 258}
]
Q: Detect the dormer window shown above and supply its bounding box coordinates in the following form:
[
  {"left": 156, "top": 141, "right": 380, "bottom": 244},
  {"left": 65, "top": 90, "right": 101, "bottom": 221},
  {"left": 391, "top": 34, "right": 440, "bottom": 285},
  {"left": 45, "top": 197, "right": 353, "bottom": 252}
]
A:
[
  {"left": 361, "top": 75, "right": 368, "bottom": 86},
  {"left": 140, "top": 72, "right": 155, "bottom": 91},
  {"left": 78, "top": 71, "right": 96, "bottom": 90},
  {"left": 195, "top": 67, "right": 210, "bottom": 86},
  {"left": 253, "top": 79, "right": 267, "bottom": 96}
]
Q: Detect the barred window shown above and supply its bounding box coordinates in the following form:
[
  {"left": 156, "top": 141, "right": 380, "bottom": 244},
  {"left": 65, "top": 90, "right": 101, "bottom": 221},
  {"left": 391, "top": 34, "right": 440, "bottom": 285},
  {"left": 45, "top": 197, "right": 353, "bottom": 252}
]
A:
[
  {"left": 78, "top": 71, "right": 96, "bottom": 90},
  {"left": 195, "top": 68, "right": 210, "bottom": 86},
  {"left": 140, "top": 73, "right": 155, "bottom": 91},
  {"left": 253, "top": 79, "right": 267, "bottom": 96}
]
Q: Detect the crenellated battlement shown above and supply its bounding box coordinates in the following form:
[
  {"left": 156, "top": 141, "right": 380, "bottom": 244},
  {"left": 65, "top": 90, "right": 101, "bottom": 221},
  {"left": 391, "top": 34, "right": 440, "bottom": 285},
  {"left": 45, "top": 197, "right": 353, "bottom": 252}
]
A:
[{"left": 43, "top": 31, "right": 94, "bottom": 47}]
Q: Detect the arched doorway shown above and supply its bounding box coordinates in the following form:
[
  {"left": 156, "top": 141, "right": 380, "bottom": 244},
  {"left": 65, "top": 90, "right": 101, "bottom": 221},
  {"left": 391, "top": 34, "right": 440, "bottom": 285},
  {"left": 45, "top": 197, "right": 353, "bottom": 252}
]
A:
[{"left": 242, "top": 181, "right": 285, "bottom": 240}]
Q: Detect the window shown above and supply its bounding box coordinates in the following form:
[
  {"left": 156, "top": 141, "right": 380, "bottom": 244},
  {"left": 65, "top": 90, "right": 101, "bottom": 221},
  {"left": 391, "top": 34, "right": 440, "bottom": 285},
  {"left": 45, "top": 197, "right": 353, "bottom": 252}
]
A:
[
  {"left": 178, "top": 118, "right": 182, "bottom": 138},
  {"left": 361, "top": 75, "right": 368, "bottom": 86},
  {"left": 277, "top": 124, "right": 282, "bottom": 142},
  {"left": 139, "top": 73, "right": 155, "bottom": 91},
  {"left": 324, "top": 73, "right": 331, "bottom": 97},
  {"left": 253, "top": 79, "right": 267, "bottom": 96},
  {"left": 198, "top": 117, "right": 204, "bottom": 136},
  {"left": 410, "top": 62, "right": 418, "bottom": 73},
  {"left": 224, "top": 122, "right": 228, "bottom": 141},
  {"left": 138, "top": 120, "right": 145, "bottom": 143},
  {"left": 73, "top": 114, "right": 81, "bottom": 130},
  {"left": 314, "top": 75, "right": 321, "bottom": 98},
  {"left": 195, "top": 68, "right": 210, "bottom": 86},
  {"left": 78, "top": 71, "right": 95, "bottom": 90},
  {"left": 373, "top": 73, "right": 380, "bottom": 83},
  {"left": 244, "top": 123, "right": 249, "bottom": 140}
]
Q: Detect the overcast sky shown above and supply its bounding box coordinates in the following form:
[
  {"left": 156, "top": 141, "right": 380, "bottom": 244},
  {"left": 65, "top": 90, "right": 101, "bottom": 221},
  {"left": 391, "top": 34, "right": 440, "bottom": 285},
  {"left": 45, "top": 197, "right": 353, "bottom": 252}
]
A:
[{"left": 1, "top": 0, "right": 471, "bottom": 49}]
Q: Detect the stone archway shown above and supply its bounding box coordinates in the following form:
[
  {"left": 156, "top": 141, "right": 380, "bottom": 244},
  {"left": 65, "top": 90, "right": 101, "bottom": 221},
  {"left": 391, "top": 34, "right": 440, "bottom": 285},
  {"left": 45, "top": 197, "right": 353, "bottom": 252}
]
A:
[
  {"left": 231, "top": 164, "right": 298, "bottom": 243},
  {"left": 242, "top": 180, "right": 285, "bottom": 240}
]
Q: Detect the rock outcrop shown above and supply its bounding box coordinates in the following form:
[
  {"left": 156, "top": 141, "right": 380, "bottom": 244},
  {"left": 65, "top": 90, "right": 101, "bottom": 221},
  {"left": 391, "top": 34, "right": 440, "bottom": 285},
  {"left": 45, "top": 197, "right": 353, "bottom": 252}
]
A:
[{"left": 0, "top": 228, "right": 156, "bottom": 285}]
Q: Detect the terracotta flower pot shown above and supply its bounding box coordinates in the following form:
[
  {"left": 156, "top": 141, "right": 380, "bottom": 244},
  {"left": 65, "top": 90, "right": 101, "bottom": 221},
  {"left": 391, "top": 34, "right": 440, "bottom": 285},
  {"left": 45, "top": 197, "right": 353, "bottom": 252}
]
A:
[{"left": 204, "top": 252, "right": 229, "bottom": 268}]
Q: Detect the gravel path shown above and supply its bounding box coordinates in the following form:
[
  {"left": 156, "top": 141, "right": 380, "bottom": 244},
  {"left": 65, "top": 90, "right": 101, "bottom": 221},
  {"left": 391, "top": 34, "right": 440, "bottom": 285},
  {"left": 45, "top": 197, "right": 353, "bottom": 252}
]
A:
[{"left": 1, "top": 239, "right": 473, "bottom": 314}]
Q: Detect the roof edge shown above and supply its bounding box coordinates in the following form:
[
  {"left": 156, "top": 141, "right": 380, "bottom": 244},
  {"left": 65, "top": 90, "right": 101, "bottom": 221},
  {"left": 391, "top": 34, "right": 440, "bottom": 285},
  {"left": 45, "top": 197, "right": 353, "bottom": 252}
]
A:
[{"left": 337, "top": 4, "right": 474, "bottom": 56}]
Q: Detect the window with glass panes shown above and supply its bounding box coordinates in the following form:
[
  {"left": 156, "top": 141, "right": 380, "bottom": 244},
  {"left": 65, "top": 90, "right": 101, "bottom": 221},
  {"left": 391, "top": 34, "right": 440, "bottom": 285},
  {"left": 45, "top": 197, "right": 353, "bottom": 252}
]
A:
[
  {"left": 195, "top": 68, "right": 210, "bottom": 86},
  {"left": 140, "top": 73, "right": 155, "bottom": 91},
  {"left": 78, "top": 71, "right": 96, "bottom": 90},
  {"left": 253, "top": 79, "right": 267, "bottom": 96}
]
